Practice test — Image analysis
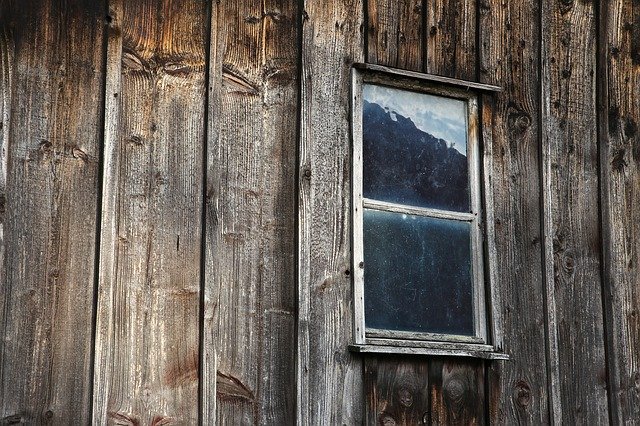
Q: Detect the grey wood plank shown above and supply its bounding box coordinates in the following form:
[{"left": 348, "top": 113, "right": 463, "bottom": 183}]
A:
[
  {"left": 92, "top": 0, "right": 207, "bottom": 423},
  {"left": 203, "top": 0, "right": 299, "bottom": 423},
  {"left": 418, "top": 2, "right": 489, "bottom": 423},
  {"left": 366, "top": 0, "right": 423, "bottom": 71},
  {"left": 478, "top": 0, "right": 551, "bottom": 423},
  {"left": 541, "top": 0, "right": 609, "bottom": 422},
  {"left": 598, "top": 0, "right": 640, "bottom": 423},
  {"left": 0, "top": 1, "right": 105, "bottom": 423},
  {"left": 426, "top": 0, "right": 476, "bottom": 80},
  {"left": 297, "top": 0, "right": 365, "bottom": 424}
]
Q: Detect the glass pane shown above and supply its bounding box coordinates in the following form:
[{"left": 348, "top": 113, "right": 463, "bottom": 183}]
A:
[
  {"left": 362, "top": 84, "right": 470, "bottom": 212},
  {"left": 363, "top": 208, "right": 474, "bottom": 335}
]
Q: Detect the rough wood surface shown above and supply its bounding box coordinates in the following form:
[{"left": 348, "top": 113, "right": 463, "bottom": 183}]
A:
[
  {"left": 297, "top": 0, "right": 365, "bottom": 424},
  {"left": 203, "top": 0, "right": 298, "bottom": 423},
  {"left": 541, "top": 0, "right": 609, "bottom": 423},
  {"left": 598, "top": 0, "right": 640, "bottom": 423},
  {"left": 426, "top": 0, "right": 475, "bottom": 79},
  {"left": 365, "top": 356, "right": 430, "bottom": 425},
  {"left": 366, "top": 0, "right": 423, "bottom": 71},
  {"left": 479, "top": 0, "right": 550, "bottom": 423},
  {"left": 420, "top": 3, "right": 489, "bottom": 424},
  {"left": 0, "top": 1, "right": 105, "bottom": 423},
  {"left": 92, "top": 0, "right": 207, "bottom": 423},
  {"left": 429, "top": 359, "right": 484, "bottom": 425}
]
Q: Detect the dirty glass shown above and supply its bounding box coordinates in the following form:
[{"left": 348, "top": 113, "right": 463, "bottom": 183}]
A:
[{"left": 363, "top": 208, "right": 474, "bottom": 335}]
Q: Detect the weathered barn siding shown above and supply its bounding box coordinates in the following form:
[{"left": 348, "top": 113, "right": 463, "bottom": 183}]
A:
[
  {"left": 1, "top": 0, "right": 639, "bottom": 424},
  {"left": 0, "top": 1, "right": 105, "bottom": 423}
]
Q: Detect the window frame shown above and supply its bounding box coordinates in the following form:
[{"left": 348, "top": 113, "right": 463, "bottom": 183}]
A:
[{"left": 350, "top": 63, "right": 507, "bottom": 359}]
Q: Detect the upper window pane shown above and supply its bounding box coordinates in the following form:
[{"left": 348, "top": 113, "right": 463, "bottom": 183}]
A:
[{"left": 362, "top": 84, "right": 470, "bottom": 212}]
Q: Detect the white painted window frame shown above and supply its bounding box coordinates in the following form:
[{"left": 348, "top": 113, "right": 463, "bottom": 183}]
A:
[{"left": 349, "top": 63, "right": 507, "bottom": 359}]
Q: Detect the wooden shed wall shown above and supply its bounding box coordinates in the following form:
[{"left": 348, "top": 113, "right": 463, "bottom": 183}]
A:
[{"left": 0, "top": 0, "right": 638, "bottom": 424}]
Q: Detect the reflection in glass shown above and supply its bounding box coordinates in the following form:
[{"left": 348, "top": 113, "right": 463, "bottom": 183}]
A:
[
  {"left": 362, "top": 84, "right": 470, "bottom": 212},
  {"left": 363, "top": 208, "right": 474, "bottom": 335}
]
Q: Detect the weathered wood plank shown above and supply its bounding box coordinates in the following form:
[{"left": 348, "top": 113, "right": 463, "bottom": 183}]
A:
[
  {"left": 367, "top": 0, "right": 423, "bottom": 71},
  {"left": 203, "top": 0, "right": 298, "bottom": 423},
  {"left": 0, "top": 1, "right": 105, "bottom": 423},
  {"left": 297, "top": 0, "right": 365, "bottom": 424},
  {"left": 364, "top": 356, "right": 430, "bottom": 425},
  {"left": 598, "top": 0, "right": 640, "bottom": 423},
  {"left": 426, "top": 0, "right": 476, "bottom": 79},
  {"left": 478, "top": 0, "right": 550, "bottom": 423},
  {"left": 429, "top": 358, "right": 484, "bottom": 425},
  {"left": 419, "top": 2, "right": 489, "bottom": 424},
  {"left": 541, "top": 0, "right": 609, "bottom": 422},
  {"left": 92, "top": 0, "right": 207, "bottom": 423}
]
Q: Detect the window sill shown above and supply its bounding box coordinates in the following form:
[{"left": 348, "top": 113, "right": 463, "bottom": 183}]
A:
[{"left": 348, "top": 343, "right": 510, "bottom": 360}]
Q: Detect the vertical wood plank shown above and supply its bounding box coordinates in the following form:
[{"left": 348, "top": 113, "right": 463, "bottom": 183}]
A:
[
  {"left": 0, "top": 2, "right": 105, "bottom": 423},
  {"left": 478, "top": 0, "right": 550, "bottom": 423},
  {"left": 421, "top": 2, "right": 487, "bottom": 423},
  {"left": 93, "top": 0, "right": 207, "bottom": 423},
  {"left": 426, "top": 0, "right": 476, "bottom": 79},
  {"left": 598, "top": 0, "right": 640, "bottom": 422},
  {"left": 429, "top": 358, "right": 484, "bottom": 425},
  {"left": 541, "top": 0, "right": 609, "bottom": 422},
  {"left": 364, "top": 356, "right": 430, "bottom": 425},
  {"left": 366, "top": 0, "right": 423, "bottom": 71},
  {"left": 363, "top": 4, "right": 431, "bottom": 425},
  {"left": 297, "top": 0, "right": 365, "bottom": 424},
  {"left": 203, "top": 0, "right": 298, "bottom": 423}
]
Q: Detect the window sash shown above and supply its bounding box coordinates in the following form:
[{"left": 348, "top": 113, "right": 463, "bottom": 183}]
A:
[{"left": 352, "top": 67, "right": 487, "bottom": 346}]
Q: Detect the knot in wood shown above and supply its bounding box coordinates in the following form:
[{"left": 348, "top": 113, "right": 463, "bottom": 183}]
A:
[
  {"left": 514, "top": 380, "right": 532, "bottom": 408},
  {"left": 379, "top": 412, "right": 397, "bottom": 426},
  {"left": 562, "top": 250, "right": 575, "bottom": 274},
  {"left": 397, "top": 387, "right": 413, "bottom": 407},
  {"left": 559, "top": 0, "right": 573, "bottom": 14},
  {"left": 444, "top": 377, "right": 465, "bottom": 404}
]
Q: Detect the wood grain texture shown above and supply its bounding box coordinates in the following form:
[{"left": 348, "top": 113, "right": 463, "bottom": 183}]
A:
[
  {"left": 364, "top": 356, "right": 430, "bottom": 425},
  {"left": 421, "top": 2, "right": 488, "bottom": 424},
  {"left": 541, "top": 0, "right": 609, "bottom": 423},
  {"left": 366, "top": 0, "right": 423, "bottom": 71},
  {"left": 598, "top": 0, "right": 640, "bottom": 423},
  {"left": 0, "top": 1, "right": 105, "bottom": 423},
  {"left": 92, "top": 0, "right": 207, "bottom": 423},
  {"left": 297, "top": 0, "right": 365, "bottom": 424},
  {"left": 426, "top": 0, "right": 476, "bottom": 79},
  {"left": 203, "top": 0, "right": 298, "bottom": 423},
  {"left": 429, "top": 359, "right": 484, "bottom": 425},
  {"left": 478, "top": 0, "right": 550, "bottom": 423}
]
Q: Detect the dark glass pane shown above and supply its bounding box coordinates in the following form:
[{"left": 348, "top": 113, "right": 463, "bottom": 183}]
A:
[
  {"left": 362, "top": 84, "right": 470, "bottom": 212},
  {"left": 363, "top": 209, "right": 474, "bottom": 335}
]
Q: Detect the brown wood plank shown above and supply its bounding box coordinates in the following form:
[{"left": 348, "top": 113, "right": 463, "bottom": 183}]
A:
[
  {"left": 598, "top": 0, "right": 640, "bottom": 422},
  {"left": 478, "top": 0, "right": 550, "bottom": 423},
  {"left": 0, "top": 1, "right": 105, "bottom": 423},
  {"left": 203, "top": 0, "right": 298, "bottom": 423},
  {"left": 364, "top": 356, "right": 430, "bottom": 425},
  {"left": 420, "top": 2, "right": 488, "bottom": 424},
  {"left": 428, "top": 358, "right": 484, "bottom": 425},
  {"left": 541, "top": 0, "right": 609, "bottom": 422},
  {"left": 297, "top": 0, "right": 365, "bottom": 424},
  {"left": 367, "top": 0, "right": 423, "bottom": 71},
  {"left": 92, "top": 0, "right": 207, "bottom": 423},
  {"left": 426, "top": 0, "right": 476, "bottom": 79}
]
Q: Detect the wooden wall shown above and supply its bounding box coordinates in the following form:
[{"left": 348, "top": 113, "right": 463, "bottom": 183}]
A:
[{"left": 0, "top": 0, "right": 639, "bottom": 424}]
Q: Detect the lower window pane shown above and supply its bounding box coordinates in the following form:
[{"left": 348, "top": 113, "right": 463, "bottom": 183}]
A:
[{"left": 363, "top": 208, "right": 474, "bottom": 336}]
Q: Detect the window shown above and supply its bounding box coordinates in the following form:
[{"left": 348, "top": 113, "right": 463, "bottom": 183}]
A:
[{"left": 350, "top": 64, "right": 506, "bottom": 359}]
